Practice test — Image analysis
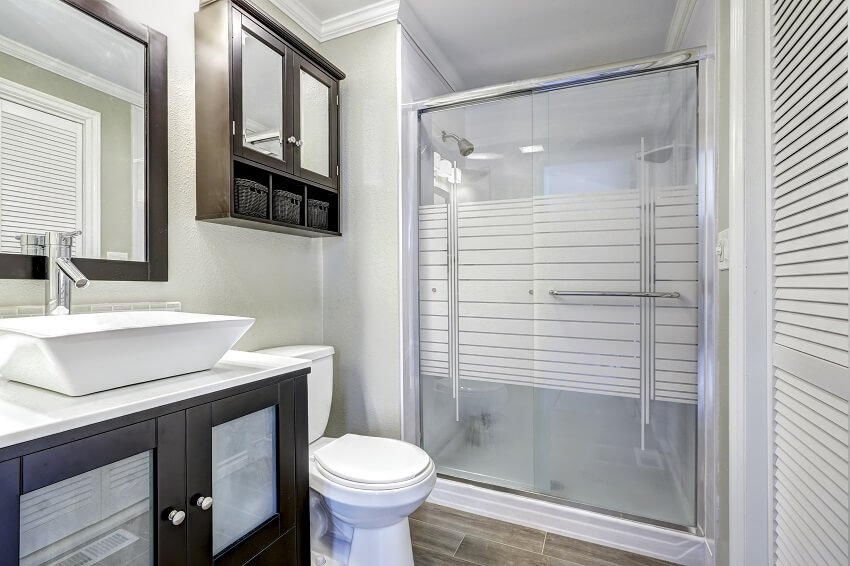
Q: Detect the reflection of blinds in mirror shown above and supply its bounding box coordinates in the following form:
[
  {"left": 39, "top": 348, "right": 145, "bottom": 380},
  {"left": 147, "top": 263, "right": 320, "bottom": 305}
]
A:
[{"left": 0, "top": 99, "right": 82, "bottom": 254}]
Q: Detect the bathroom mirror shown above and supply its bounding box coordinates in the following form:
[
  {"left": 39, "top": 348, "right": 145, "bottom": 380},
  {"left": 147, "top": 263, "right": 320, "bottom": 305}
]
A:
[{"left": 0, "top": 0, "right": 167, "bottom": 281}]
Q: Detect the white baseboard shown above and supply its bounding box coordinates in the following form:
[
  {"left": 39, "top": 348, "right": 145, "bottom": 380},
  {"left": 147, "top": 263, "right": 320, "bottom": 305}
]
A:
[{"left": 427, "top": 478, "right": 707, "bottom": 566}]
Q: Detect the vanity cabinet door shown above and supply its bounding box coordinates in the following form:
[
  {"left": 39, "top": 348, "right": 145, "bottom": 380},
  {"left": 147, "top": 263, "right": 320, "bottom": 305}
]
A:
[
  {"left": 0, "top": 416, "right": 187, "bottom": 566},
  {"left": 232, "top": 9, "right": 294, "bottom": 173},
  {"left": 185, "top": 380, "right": 302, "bottom": 566},
  {"left": 292, "top": 54, "right": 339, "bottom": 189}
]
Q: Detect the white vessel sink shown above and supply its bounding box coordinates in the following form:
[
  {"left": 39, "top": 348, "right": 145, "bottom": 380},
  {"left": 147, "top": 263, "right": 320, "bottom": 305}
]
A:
[{"left": 0, "top": 311, "right": 254, "bottom": 396}]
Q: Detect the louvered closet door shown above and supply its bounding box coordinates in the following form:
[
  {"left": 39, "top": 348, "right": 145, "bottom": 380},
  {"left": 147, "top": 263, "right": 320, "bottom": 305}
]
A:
[
  {"left": 0, "top": 99, "right": 83, "bottom": 254},
  {"left": 770, "top": 0, "right": 850, "bottom": 563}
]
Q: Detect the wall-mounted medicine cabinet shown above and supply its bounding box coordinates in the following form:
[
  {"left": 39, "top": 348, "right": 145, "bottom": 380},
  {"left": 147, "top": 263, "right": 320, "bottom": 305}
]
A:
[{"left": 195, "top": 0, "right": 344, "bottom": 237}]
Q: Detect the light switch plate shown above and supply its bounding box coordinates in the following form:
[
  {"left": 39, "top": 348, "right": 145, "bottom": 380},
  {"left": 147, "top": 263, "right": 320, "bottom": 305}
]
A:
[{"left": 716, "top": 229, "right": 729, "bottom": 271}]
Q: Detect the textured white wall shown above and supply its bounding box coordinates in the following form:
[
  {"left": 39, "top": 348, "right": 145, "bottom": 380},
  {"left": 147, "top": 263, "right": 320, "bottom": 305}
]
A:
[
  {"left": 319, "top": 23, "right": 403, "bottom": 439},
  {"left": 0, "top": 0, "right": 324, "bottom": 351}
]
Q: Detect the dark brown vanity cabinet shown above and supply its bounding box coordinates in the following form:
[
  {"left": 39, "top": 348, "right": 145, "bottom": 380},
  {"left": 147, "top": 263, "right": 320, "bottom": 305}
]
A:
[
  {"left": 0, "top": 371, "right": 309, "bottom": 566},
  {"left": 196, "top": 0, "right": 344, "bottom": 237}
]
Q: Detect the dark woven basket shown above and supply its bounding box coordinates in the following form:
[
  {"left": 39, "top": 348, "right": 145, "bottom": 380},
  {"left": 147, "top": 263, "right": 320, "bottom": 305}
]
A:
[
  {"left": 234, "top": 178, "right": 269, "bottom": 218},
  {"left": 272, "top": 189, "right": 302, "bottom": 224},
  {"left": 307, "top": 198, "right": 330, "bottom": 230}
]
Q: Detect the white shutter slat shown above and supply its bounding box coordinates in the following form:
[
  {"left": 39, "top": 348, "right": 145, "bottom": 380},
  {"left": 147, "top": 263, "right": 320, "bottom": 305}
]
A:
[
  {"left": 0, "top": 101, "right": 83, "bottom": 255},
  {"left": 771, "top": 0, "right": 850, "bottom": 561}
]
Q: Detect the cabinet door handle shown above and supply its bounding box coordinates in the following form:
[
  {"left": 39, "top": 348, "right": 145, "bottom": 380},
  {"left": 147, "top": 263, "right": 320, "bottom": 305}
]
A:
[
  {"left": 194, "top": 495, "right": 213, "bottom": 511},
  {"left": 166, "top": 508, "right": 186, "bottom": 526},
  {"left": 286, "top": 136, "right": 304, "bottom": 147}
]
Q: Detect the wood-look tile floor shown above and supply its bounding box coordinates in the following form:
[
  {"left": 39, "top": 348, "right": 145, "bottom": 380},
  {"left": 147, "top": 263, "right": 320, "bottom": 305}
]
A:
[{"left": 410, "top": 502, "right": 680, "bottom": 566}]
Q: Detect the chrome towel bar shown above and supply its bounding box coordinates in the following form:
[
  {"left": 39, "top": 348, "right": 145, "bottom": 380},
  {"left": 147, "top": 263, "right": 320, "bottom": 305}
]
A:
[{"left": 549, "top": 290, "right": 681, "bottom": 298}]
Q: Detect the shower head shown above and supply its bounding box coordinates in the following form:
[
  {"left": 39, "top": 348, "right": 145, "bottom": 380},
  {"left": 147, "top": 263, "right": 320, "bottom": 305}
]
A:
[{"left": 442, "top": 130, "right": 475, "bottom": 157}]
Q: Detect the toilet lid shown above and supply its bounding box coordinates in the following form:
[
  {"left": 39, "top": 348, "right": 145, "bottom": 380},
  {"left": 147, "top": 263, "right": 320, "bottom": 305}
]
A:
[{"left": 313, "top": 434, "right": 432, "bottom": 486}]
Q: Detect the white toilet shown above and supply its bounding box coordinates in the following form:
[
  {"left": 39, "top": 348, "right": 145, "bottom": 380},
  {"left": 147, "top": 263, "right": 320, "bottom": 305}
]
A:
[{"left": 255, "top": 345, "right": 436, "bottom": 566}]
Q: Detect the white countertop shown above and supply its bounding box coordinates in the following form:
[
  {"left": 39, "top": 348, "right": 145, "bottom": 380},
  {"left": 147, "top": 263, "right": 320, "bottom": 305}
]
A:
[{"left": 0, "top": 350, "right": 310, "bottom": 450}]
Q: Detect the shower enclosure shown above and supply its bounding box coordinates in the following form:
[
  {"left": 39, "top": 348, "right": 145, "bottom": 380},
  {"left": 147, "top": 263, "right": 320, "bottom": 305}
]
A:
[{"left": 415, "top": 61, "right": 702, "bottom": 529}]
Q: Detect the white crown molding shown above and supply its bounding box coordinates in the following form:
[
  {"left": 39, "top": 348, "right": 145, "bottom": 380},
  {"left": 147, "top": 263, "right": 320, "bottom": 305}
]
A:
[
  {"left": 268, "top": 0, "right": 399, "bottom": 42},
  {"left": 0, "top": 36, "right": 144, "bottom": 108},
  {"left": 665, "top": 0, "right": 698, "bottom": 52},
  {"left": 323, "top": 0, "right": 399, "bottom": 41},
  {"left": 267, "top": 0, "right": 323, "bottom": 41}
]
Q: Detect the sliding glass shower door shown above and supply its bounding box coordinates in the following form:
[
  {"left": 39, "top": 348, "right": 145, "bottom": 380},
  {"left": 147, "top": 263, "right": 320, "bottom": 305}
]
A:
[
  {"left": 418, "top": 66, "right": 699, "bottom": 528},
  {"left": 419, "top": 94, "right": 536, "bottom": 490}
]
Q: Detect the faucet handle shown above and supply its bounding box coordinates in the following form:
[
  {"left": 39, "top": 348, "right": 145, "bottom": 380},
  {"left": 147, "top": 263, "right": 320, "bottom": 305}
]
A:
[{"left": 44, "top": 230, "right": 82, "bottom": 248}]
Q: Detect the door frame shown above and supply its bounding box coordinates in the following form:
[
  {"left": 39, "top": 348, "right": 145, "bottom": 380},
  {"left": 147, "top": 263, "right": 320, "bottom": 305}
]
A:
[{"left": 726, "top": 0, "right": 772, "bottom": 564}]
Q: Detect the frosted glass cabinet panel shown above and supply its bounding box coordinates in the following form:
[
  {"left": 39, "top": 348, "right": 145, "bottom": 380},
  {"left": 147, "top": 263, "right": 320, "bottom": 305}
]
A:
[
  {"left": 19, "top": 451, "right": 153, "bottom": 566},
  {"left": 211, "top": 406, "right": 277, "bottom": 554}
]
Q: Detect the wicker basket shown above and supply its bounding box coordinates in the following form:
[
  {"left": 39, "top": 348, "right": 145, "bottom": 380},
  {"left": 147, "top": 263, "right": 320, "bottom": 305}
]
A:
[
  {"left": 234, "top": 178, "right": 269, "bottom": 218},
  {"left": 307, "top": 199, "right": 330, "bottom": 230},
  {"left": 272, "top": 189, "right": 302, "bottom": 224}
]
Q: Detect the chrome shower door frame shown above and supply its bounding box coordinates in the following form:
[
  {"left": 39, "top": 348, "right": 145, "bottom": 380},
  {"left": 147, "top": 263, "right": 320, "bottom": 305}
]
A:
[{"left": 400, "top": 49, "right": 716, "bottom": 539}]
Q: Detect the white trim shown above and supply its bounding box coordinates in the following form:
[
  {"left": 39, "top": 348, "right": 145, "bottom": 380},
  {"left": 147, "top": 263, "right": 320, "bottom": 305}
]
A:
[
  {"left": 267, "top": 0, "right": 399, "bottom": 42},
  {"left": 727, "top": 0, "right": 771, "bottom": 563},
  {"left": 665, "top": 0, "right": 698, "bottom": 52},
  {"left": 396, "top": 24, "right": 405, "bottom": 441},
  {"left": 0, "top": 35, "right": 144, "bottom": 108},
  {"left": 397, "top": 6, "right": 464, "bottom": 91},
  {"left": 429, "top": 478, "right": 707, "bottom": 566},
  {"left": 323, "top": 0, "right": 399, "bottom": 41},
  {"left": 267, "top": 0, "right": 323, "bottom": 41},
  {"left": 0, "top": 76, "right": 101, "bottom": 258}
]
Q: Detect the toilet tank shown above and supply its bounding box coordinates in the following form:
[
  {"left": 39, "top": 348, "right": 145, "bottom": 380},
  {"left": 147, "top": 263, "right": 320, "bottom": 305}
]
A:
[{"left": 254, "top": 345, "right": 334, "bottom": 443}]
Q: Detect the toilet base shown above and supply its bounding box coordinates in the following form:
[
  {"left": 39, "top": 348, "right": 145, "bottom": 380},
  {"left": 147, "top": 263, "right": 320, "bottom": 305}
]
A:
[{"left": 348, "top": 518, "right": 414, "bottom": 566}]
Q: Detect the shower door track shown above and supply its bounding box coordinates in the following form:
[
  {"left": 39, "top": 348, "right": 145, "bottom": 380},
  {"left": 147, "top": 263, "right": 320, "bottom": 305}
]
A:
[
  {"left": 413, "top": 47, "right": 707, "bottom": 113},
  {"left": 436, "top": 472, "right": 698, "bottom": 534}
]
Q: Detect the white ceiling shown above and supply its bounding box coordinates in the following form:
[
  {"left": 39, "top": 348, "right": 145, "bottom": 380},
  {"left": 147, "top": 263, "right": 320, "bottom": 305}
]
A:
[
  {"left": 403, "top": 0, "right": 683, "bottom": 90},
  {"left": 271, "top": 0, "right": 696, "bottom": 91}
]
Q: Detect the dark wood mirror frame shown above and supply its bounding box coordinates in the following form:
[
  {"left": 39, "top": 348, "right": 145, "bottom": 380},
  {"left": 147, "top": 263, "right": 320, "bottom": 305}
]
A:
[{"left": 0, "top": 0, "right": 168, "bottom": 282}]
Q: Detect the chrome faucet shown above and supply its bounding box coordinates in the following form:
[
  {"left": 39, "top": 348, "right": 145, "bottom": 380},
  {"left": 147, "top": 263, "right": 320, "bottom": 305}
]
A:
[{"left": 42, "top": 231, "right": 90, "bottom": 315}]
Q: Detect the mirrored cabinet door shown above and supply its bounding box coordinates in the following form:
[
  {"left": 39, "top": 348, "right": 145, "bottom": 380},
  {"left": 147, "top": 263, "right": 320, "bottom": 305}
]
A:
[
  {"left": 293, "top": 55, "right": 338, "bottom": 189},
  {"left": 232, "top": 11, "right": 292, "bottom": 172}
]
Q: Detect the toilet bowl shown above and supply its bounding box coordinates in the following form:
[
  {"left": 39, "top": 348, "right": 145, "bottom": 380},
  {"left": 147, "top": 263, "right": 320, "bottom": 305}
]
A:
[{"left": 255, "top": 346, "right": 435, "bottom": 566}]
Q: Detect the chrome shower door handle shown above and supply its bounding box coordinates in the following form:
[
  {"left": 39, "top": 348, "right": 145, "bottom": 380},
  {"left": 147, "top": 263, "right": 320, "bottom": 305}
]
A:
[{"left": 548, "top": 290, "right": 681, "bottom": 298}]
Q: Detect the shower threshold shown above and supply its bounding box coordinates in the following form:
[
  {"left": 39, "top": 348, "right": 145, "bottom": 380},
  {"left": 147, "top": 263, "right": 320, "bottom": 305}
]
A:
[{"left": 436, "top": 471, "right": 698, "bottom": 535}]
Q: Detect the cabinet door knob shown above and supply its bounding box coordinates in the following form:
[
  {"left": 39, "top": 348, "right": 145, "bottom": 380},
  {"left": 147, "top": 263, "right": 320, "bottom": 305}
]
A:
[
  {"left": 166, "top": 509, "right": 186, "bottom": 526},
  {"left": 287, "top": 136, "right": 297, "bottom": 145},
  {"left": 194, "top": 495, "right": 213, "bottom": 511},
  {"left": 295, "top": 139, "right": 304, "bottom": 147}
]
